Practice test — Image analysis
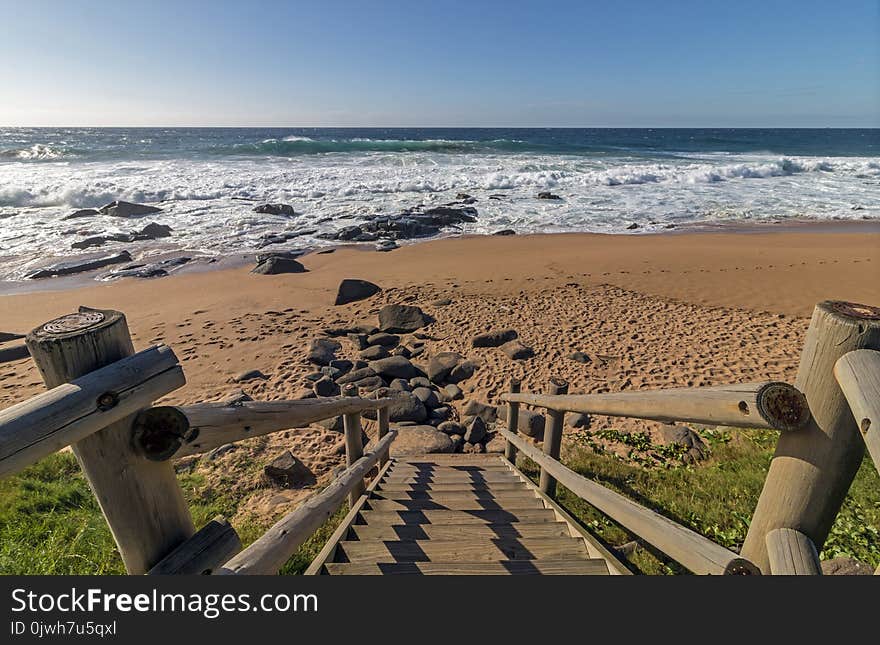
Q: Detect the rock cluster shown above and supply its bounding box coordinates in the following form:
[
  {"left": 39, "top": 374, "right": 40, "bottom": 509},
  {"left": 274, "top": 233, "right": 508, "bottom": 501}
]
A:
[
  {"left": 319, "top": 204, "right": 477, "bottom": 243},
  {"left": 253, "top": 203, "right": 296, "bottom": 216},
  {"left": 71, "top": 222, "right": 172, "bottom": 250}
]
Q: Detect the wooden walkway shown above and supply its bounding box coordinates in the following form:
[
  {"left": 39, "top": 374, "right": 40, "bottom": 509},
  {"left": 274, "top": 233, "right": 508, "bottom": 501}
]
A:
[{"left": 306, "top": 454, "right": 629, "bottom": 575}]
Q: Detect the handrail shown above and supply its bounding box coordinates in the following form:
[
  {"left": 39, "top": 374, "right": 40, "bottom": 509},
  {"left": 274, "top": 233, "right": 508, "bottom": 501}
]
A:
[
  {"left": 134, "top": 397, "right": 393, "bottom": 460},
  {"left": 834, "top": 349, "right": 880, "bottom": 470},
  {"left": 500, "top": 428, "right": 759, "bottom": 575},
  {"left": 217, "top": 429, "right": 397, "bottom": 575},
  {"left": 764, "top": 528, "right": 821, "bottom": 575},
  {"left": 501, "top": 381, "right": 809, "bottom": 432}
]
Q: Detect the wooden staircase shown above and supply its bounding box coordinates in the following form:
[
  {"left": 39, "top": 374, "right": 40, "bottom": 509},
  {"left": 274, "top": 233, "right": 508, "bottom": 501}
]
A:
[{"left": 306, "top": 454, "right": 629, "bottom": 575}]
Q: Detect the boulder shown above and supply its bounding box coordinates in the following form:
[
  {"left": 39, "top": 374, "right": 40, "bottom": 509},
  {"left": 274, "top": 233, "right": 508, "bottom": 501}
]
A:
[
  {"left": 26, "top": 250, "right": 133, "bottom": 279},
  {"left": 426, "top": 351, "right": 462, "bottom": 383},
  {"left": 70, "top": 222, "right": 173, "bottom": 250},
  {"left": 329, "top": 359, "right": 353, "bottom": 375},
  {"left": 264, "top": 451, "right": 315, "bottom": 488},
  {"left": 229, "top": 369, "right": 268, "bottom": 383},
  {"left": 371, "top": 392, "right": 427, "bottom": 423},
  {"left": 537, "top": 192, "right": 562, "bottom": 200},
  {"left": 317, "top": 416, "right": 344, "bottom": 432},
  {"left": 307, "top": 338, "right": 341, "bottom": 366},
  {"left": 409, "top": 376, "right": 432, "bottom": 389},
  {"left": 351, "top": 375, "right": 386, "bottom": 392},
  {"left": 485, "top": 434, "right": 506, "bottom": 453},
  {"left": 431, "top": 297, "right": 452, "bottom": 306},
  {"left": 464, "top": 416, "right": 488, "bottom": 444},
  {"left": 493, "top": 229, "right": 516, "bottom": 236},
  {"left": 626, "top": 222, "right": 640, "bottom": 230},
  {"left": 389, "top": 378, "right": 411, "bottom": 392},
  {"left": 500, "top": 406, "right": 546, "bottom": 439},
  {"left": 254, "top": 203, "right": 296, "bottom": 216},
  {"left": 360, "top": 345, "right": 390, "bottom": 361},
  {"left": 378, "top": 304, "right": 430, "bottom": 333},
  {"left": 334, "top": 279, "right": 381, "bottom": 305},
  {"left": 375, "top": 240, "right": 398, "bottom": 252},
  {"left": 62, "top": 208, "right": 99, "bottom": 220},
  {"left": 567, "top": 413, "right": 592, "bottom": 429},
  {"left": 336, "top": 366, "right": 376, "bottom": 384},
  {"left": 368, "top": 355, "right": 418, "bottom": 380},
  {"left": 657, "top": 424, "right": 709, "bottom": 463},
  {"left": 389, "top": 425, "right": 454, "bottom": 456},
  {"left": 568, "top": 351, "right": 591, "bottom": 364},
  {"left": 429, "top": 406, "right": 451, "bottom": 422},
  {"left": 313, "top": 377, "right": 340, "bottom": 397},
  {"left": 367, "top": 332, "right": 399, "bottom": 347},
  {"left": 98, "top": 200, "right": 163, "bottom": 217},
  {"left": 443, "top": 383, "right": 464, "bottom": 401},
  {"left": 471, "top": 329, "right": 518, "bottom": 348},
  {"left": 438, "top": 421, "right": 466, "bottom": 435},
  {"left": 412, "top": 386, "right": 439, "bottom": 408},
  {"left": 448, "top": 360, "right": 478, "bottom": 383},
  {"left": 462, "top": 400, "right": 498, "bottom": 424},
  {"left": 392, "top": 346, "right": 412, "bottom": 358},
  {"left": 251, "top": 256, "right": 307, "bottom": 275},
  {"left": 500, "top": 339, "right": 534, "bottom": 360}
]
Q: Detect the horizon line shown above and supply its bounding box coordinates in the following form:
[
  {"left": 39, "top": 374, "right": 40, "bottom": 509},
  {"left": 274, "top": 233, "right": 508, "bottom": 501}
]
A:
[{"left": 2, "top": 124, "right": 878, "bottom": 130}]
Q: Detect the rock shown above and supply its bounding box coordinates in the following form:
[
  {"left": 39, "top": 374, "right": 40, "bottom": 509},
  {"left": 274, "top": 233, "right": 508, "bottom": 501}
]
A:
[
  {"left": 389, "top": 425, "right": 454, "bottom": 456},
  {"left": 626, "top": 222, "right": 640, "bottom": 230},
  {"left": 321, "top": 365, "right": 342, "bottom": 380},
  {"left": 351, "top": 375, "right": 386, "bottom": 392},
  {"left": 493, "top": 229, "right": 516, "bottom": 236},
  {"left": 389, "top": 378, "right": 411, "bottom": 392},
  {"left": 463, "top": 441, "right": 486, "bottom": 454},
  {"left": 657, "top": 424, "right": 709, "bottom": 463},
  {"left": 334, "top": 279, "right": 381, "bottom": 305},
  {"left": 329, "top": 359, "right": 353, "bottom": 375},
  {"left": 438, "top": 421, "right": 466, "bottom": 435},
  {"left": 349, "top": 333, "right": 369, "bottom": 350},
  {"left": 62, "top": 208, "right": 99, "bottom": 220},
  {"left": 26, "top": 250, "right": 133, "bottom": 279},
  {"left": 500, "top": 339, "right": 534, "bottom": 360},
  {"left": 485, "top": 434, "right": 506, "bottom": 453},
  {"left": 317, "top": 416, "right": 344, "bottom": 432},
  {"left": 472, "top": 329, "right": 518, "bottom": 348},
  {"left": 98, "top": 200, "right": 163, "bottom": 218},
  {"left": 499, "top": 406, "right": 546, "bottom": 439},
  {"left": 206, "top": 444, "right": 237, "bottom": 460},
  {"left": 443, "top": 383, "right": 463, "bottom": 401},
  {"left": 820, "top": 557, "right": 874, "bottom": 575},
  {"left": 448, "top": 360, "right": 478, "bottom": 383},
  {"left": 264, "top": 451, "right": 315, "bottom": 488},
  {"left": 567, "top": 413, "right": 592, "bottom": 429},
  {"left": 253, "top": 203, "right": 296, "bottom": 216},
  {"left": 464, "top": 416, "right": 488, "bottom": 444},
  {"left": 375, "top": 240, "right": 399, "bottom": 252},
  {"left": 70, "top": 222, "right": 173, "bottom": 250},
  {"left": 0, "top": 332, "right": 23, "bottom": 343},
  {"left": 368, "top": 355, "right": 418, "bottom": 380},
  {"left": 98, "top": 255, "right": 191, "bottom": 280},
  {"left": 365, "top": 392, "right": 427, "bottom": 423},
  {"left": 429, "top": 406, "right": 451, "bottom": 422},
  {"left": 307, "top": 338, "right": 341, "bottom": 366},
  {"left": 537, "top": 192, "right": 562, "bottom": 200},
  {"left": 378, "top": 304, "right": 430, "bottom": 333},
  {"left": 449, "top": 434, "right": 464, "bottom": 451},
  {"left": 336, "top": 366, "right": 376, "bottom": 384},
  {"left": 367, "top": 332, "right": 399, "bottom": 347},
  {"left": 251, "top": 256, "right": 307, "bottom": 275},
  {"left": 140, "top": 222, "right": 173, "bottom": 238},
  {"left": 426, "top": 351, "right": 462, "bottom": 383},
  {"left": 409, "top": 376, "right": 432, "bottom": 389},
  {"left": 313, "top": 377, "right": 340, "bottom": 397},
  {"left": 568, "top": 351, "right": 591, "bottom": 364},
  {"left": 391, "top": 346, "right": 412, "bottom": 358},
  {"left": 360, "top": 345, "right": 390, "bottom": 360},
  {"left": 304, "top": 371, "right": 324, "bottom": 382},
  {"left": 462, "top": 400, "right": 498, "bottom": 424},
  {"left": 412, "top": 386, "right": 439, "bottom": 408},
  {"left": 229, "top": 369, "right": 268, "bottom": 383},
  {"left": 431, "top": 297, "right": 452, "bottom": 306},
  {"left": 255, "top": 249, "right": 304, "bottom": 264}
]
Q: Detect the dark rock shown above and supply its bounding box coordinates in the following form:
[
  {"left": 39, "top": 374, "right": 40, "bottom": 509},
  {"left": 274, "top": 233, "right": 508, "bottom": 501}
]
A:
[
  {"left": 821, "top": 557, "right": 874, "bottom": 575},
  {"left": 62, "top": 208, "right": 99, "bottom": 220},
  {"left": 251, "top": 256, "right": 307, "bottom": 275},
  {"left": 98, "top": 200, "right": 163, "bottom": 218},
  {"left": 568, "top": 351, "right": 591, "bottom": 364},
  {"left": 328, "top": 359, "right": 353, "bottom": 375},
  {"left": 307, "top": 338, "right": 341, "bottom": 366},
  {"left": 367, "top": 392, "right": 427, "bottom": 423},
  {"left": 336, "top": 366, "right": 376, "bottom": 384},
  {"left": 448, "top": 360, "right": 478, "bottom": 383},
  {"left": 431, "top": 297, "right": 452, "bottom": 306},
  {"left": 485, "top": 434, "right": 506, "bottom": 453},
  {"left": 389, "top": 425, "right": 454, "bottom": 456},
  {"left": 206, "top": 444, "right": 237, "bottom": 460},
  {"left": 255, "top": 249, "right": 304, "bottom": 264},
  {"left": 429, "top": 406, "right": 451, "bottom": 422},
  {"left": 304, "top": 371, "right": 324, "bottom": 382},
  {"left": 464, "top": 416, "right": 488, "bottom": 444},
  {"left": 463, "top": 400, "right": 498, "bottom": 424},
  {"left": 71, "top": 222, "right": 174, "bottom": 250},
  {"left": 351, "top": 375, "right": 386, "bottom": 392},
  {"left": 389, "top": 378, "right": 411, "bottom": 392},
  {"left": 335, "top": 279, "right": 381, "bottom": 305},
  {"left": 626, "top": 222, "right": 640, "bottom": 230},
  {"left": 367, "top": 332, "right": 399, "bottom": 347},
  {"left": 26, "top": 250, "right": 133, "bottom": 279},
  {"left": 391, "top": 346, "right": 412, "bottom": 358},
  {"left": 369, "top": 355, "right": 418, "bottom": 380},
  {"left": 438, "top": 421, "right": 466, "bottom": 435},
  {"left": 537, "top": 192, "right": 562, "bottom": 200},
  {"left": 657, "top": 424, "right": 708, "bottom": 463},
  {"left": 254, "top": 203, "right": 296, "bottom": 216},
  {"left": 375, "top": 240, "right": 398, "bottom": 252},
  {"left": 493, "top": 229, "right": 516, "bottom": 236},
  {"left": 320, "top": 366, "right": 342, "bottom": 379},
  {"left": 230, "top": 369, "right": 267, "bottom": 383},
  {"left": 412, "top": 386, "right": 439, "bottom": 408},
  {"left": 427, "top": 351, "right": 462, "bottom": 383},
  {"left": 349, "top": 333, "right": 369, "bottom": 350},
  {"left": 443, "top": 383, "right": 463, "bottom": 401},
  {"left": 378, "top": 304, "right": 431, "bottom": 333},
  {"left": 360, "top": 345, "right": 390, "bottom": 360},
  {"left": 472, "top": 329, "right": 518, "bottom": 347},
  {"left": 140, "top": 222, "right": 173, "bottom": 238},
  {"left": 264, "top": 451, "right": 315, "bottom": 488},
  {"left": 500, "top": 339, "right": 534, "bottom": 360},
  {"left": 317, "top": 416, "right": 344, "bottom": 432},
  {"left": 567, "top": 413, "right": 592, "bottom": 429},
  {"left": 499, "top": 406, "right": 545, "bottom": 439},
  {"left": 409, "top": 376, "right": 432, "bottom": 389},
  {"left": 313, "top": 377, "right": 340, "bottom": 397}
]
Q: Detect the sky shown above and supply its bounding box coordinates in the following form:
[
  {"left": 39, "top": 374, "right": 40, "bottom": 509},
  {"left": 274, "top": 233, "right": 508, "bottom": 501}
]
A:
[{"left": 0, "top": 0, "right": 877, "bottom": 127}]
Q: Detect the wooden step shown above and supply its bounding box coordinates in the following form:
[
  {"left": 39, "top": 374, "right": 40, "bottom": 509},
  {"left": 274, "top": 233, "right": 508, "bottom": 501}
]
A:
[
  {"left": 393, "top": 456, "right": 505, "bottom": 465},
  {"left": 367, "top": 498, "right": 544, "bottom": 512},
  {"left": 388, "top": 463, "right": 512, "bottom": 472},
  {"left": 358, "top": 508, "right": 557, "bottom": 525},
  {"left": 348, "top": 522, "right": 572, "bottom": 541},
  {"left": 324, "top": 559, "right": 610, "bottom": 575},
  {"left": 371, "top": 490, "right": 538, "bottom": 502},
  {"left": 336, "top": 537, "right": 589, "bottom": 563},
  {"left": 377, "top": 482, "right": 528, "bottom": 493},
  {"left": 382, "top": 472, "right": 521, "bottom": 484}
]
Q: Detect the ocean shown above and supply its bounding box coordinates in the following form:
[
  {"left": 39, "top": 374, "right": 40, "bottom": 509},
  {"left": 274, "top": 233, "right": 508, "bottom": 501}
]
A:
[{"left": 0, "top": 127, "right": 877, "bottom": 283}]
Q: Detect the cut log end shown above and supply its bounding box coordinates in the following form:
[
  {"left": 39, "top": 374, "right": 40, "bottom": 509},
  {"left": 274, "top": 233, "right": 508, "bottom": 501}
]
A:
[
  {"left": 755, "top": 382, "right": 811, "bottom": 432},
  {"left": 724, "top": 558, "right": 761, "bottom": 576},
  {"left": 28, "top": 307, "right": 121, "bottom": 342},
  {"left": 133, "top": 406, "right": 193, "bottom": 461},
  {"left": 824, "top": 300, "right": 880, "bottom": 322}
]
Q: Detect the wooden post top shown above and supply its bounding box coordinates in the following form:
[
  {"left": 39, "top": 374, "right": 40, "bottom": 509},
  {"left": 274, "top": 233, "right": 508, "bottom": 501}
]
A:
[
  {"left": 821, "top": 300, "right": 880, "bottom": 322},
  {"left": 28, "top": 307, "right": 123, "bottom": 341}
]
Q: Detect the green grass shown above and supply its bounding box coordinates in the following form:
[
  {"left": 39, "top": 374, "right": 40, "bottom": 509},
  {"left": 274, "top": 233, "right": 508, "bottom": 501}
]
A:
[{"left": 3, "top": 433, "right": 877, "bottom": 575}]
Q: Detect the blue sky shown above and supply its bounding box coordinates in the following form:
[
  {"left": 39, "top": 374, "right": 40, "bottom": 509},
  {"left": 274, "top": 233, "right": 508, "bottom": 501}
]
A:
[{"left": 0, "top": 0, "right": 877, "bottom": 127}]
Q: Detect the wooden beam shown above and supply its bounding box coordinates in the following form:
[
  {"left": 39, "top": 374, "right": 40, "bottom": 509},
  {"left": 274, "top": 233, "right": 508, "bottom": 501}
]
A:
[
  {"left": 217, "top": 429, "right": 397, "bottom": 575},
  {"left": 539, "top": 378, "right": 567, "bottom": 498},
  {"left": 0, "top": 345, "right": 184, "bottom": 478},
  {"left": 501, "top": 381, "right": 810, "bottom": 431},
  {"left": 743, "top": 301, "right": 880, "bottom": 573},
  {"left": 377, "top": 405, "right": 390, "bottom": 468},
  {"left": 26, "top": 307, "right": 194, "bottom": 574},
  {"left": 135, "top": 396, "right": 392, "bottom": 460},
  {"left": 342, "top": 384, "right": 366, "bottom": 507},
  {"left": 148, "top": 516, "right": 242, "bottom": 575},
  {"left": 834, "top": 349, "right": 880, "bottom": 470},
  {"left": 499, "top": 429, "right": 758, "bottom": 575},
  {"left": 765, "top": 528, "right": 821, "bottom": 575},
  {"left": 503, "top": 378, "right": 521, "bottom": 464}
]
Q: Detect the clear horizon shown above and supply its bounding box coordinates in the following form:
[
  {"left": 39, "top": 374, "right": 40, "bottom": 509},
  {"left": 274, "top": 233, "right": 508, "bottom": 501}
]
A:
[{"left": 1, "top": 0, "right": 878, "bottom": 128}]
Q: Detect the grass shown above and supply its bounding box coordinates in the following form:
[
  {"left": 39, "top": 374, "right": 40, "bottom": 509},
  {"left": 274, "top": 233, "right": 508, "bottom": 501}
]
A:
[{"left": 2, "top": 431, "right": 878, "bottom": 575}]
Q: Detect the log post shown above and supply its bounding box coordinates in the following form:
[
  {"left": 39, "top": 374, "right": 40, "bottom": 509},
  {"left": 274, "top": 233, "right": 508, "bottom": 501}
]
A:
[
  {"left": 503, "top": 379, "right": 521, "bottom": 463},
  {"left": 342, "top": 384, "right": 366, "bottom": 506},
  {"left": 742, "top": 301, "right": 880, "bottom": 573},
  {"left": 377, "top": 405, "right": 390, "bottom": 468},
  {"left": 26, "top": 307, "right": 194, "bottom": 574},
  {"left": 539, "top": 378, "right": 568, "bottom": 498},
  {"left": 765, "top": 528, "right": 821, "bottom": 575}
]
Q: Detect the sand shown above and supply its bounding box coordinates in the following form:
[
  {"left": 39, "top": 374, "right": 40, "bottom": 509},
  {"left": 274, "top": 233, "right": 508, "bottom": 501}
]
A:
[{"left": 1, "top": 228, "right": 878, "bottom": 523}]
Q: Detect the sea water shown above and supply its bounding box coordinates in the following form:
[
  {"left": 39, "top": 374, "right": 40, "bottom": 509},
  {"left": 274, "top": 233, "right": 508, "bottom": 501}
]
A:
[{"left": 0, "top": 127, "right": 877, "bottom": 282}]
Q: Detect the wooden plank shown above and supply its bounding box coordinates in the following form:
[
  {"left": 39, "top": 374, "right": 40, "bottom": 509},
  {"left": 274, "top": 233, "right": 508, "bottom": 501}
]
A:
[
  {"left": 26, "top": 308, "right": 193, "bottom": 574},
  {"left": 765, "top": 528, "right": 821, "bottom": 575},
  {"left": 358, "top": 509, "right": 557, "bottom": 525},
  {"left": 394, "top": 454, "right": 504, "bottom": 464},
  {"left": 0, "top": 345, "right": 184, "bottom": 479},
  {"left": 218, "top": 430, "right": 397, "bottom": 575},
  {"left": 348, "top": 522, "right": 571, "bottom": 541},
  {"left": 540, "top": 378, "right": 568, "bottom": 497},
  {"left": 502, "top": 381, "right": 810, "bottom": 431},
  {"left": 336, "top": 537, "right": 588, "bottom": 563},
  {"left": 148, "top": 516, "right": 241, "bottom": 575},
  {"left": 342, "top": 384, "right": 366, "bottom": 507},
  {"left": 371, "top": 490, "right": 537, "bottom": 502},
  {"left": 377, "top": 482, "right": 528, "bottom": 493},
  {"left": 743, "top": 301, "right": 880, "bottom": 573},
  {"left": 367, "top": 498, "right": 544, "bottom": 512},
  {"left": 504, "top": 378, "right": 522, "bottom": 463},
  {"left": 325, "top": 559, "right": 610, "bottom": 575},
  {"left": 382, "top": 472, "right": 521, "bottom": 483},
  {"left": 834, "top": 349, "right": 880, "bottom": 471},
  {"left": 500, "top": 428, "right": 759, "bottom": 575}
]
